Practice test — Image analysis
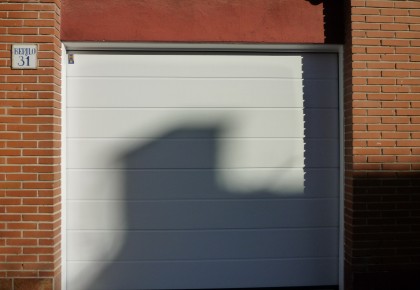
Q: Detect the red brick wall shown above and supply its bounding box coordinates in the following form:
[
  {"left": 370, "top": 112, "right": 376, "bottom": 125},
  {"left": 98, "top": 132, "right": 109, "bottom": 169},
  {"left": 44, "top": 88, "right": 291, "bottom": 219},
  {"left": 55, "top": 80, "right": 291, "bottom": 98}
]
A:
[
  {"left": 345, "top": 1, "right": 420, "bottom": 289},
  {"left": 0, "top": 1, "right": 62, "bottom": 289}
]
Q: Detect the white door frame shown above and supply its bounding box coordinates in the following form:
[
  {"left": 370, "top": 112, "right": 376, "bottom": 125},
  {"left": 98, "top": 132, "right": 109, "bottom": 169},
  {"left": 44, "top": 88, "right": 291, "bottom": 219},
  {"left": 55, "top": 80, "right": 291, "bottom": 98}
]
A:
[{"left": 61, "top": 42, "right": 344, "bottom": 290}]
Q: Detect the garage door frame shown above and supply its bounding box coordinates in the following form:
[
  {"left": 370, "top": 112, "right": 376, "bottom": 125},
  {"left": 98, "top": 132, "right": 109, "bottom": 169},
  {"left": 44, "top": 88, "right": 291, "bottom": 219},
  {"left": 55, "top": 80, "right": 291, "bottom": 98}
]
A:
[{"left": 61, "top": 42, "right": 344, "bottom": 290}]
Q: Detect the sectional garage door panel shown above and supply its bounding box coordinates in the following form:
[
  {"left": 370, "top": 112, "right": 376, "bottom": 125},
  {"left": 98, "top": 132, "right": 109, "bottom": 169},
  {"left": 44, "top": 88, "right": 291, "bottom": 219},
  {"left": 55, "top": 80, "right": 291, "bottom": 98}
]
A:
[
  {"left": 67, "top": 78, "right": 338, "bottom": 108},
  {"left": 67, "top": 199, "right": 339, "bottom": 230},
  {"left": 67, "top": 168, "right": 339, "bottom": 200},
  {"left": 67, "top": 108, "right": 338, "bottom": 138},
  {"left": 68, "top": 229, "right": 338, "bottom": 261},
  {"left": 66, "top": 54, "right": 306, "bottom": 78},
  {"left": 66, "top": 53, "right": 339, "bottom": 290},
  {"left": 68, "top": 259, "right": 338, "bottom": 290},
  {"left": 67, "top": 139, "right": 338, "bottom": 169}
]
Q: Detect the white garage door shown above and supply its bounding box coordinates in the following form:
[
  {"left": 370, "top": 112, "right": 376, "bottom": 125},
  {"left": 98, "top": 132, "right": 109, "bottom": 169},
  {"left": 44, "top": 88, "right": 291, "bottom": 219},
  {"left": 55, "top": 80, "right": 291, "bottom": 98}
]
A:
[{"left": 66, "top": 52, "right": 340, "bottom": 290}]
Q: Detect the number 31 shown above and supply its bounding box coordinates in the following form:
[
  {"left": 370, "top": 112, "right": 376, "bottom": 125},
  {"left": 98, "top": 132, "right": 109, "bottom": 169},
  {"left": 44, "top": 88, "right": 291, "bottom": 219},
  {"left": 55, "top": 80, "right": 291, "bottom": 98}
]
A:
[{"left": 18, "top": 56, "right": 30, "bottom": 67}]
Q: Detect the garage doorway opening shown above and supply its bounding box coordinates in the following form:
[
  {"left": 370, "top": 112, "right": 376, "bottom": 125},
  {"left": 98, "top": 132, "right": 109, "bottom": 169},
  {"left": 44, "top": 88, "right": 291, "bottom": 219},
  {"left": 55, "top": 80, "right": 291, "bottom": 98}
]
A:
[{"left": 65, "top": 50, "right": 341, "bottom": 290}]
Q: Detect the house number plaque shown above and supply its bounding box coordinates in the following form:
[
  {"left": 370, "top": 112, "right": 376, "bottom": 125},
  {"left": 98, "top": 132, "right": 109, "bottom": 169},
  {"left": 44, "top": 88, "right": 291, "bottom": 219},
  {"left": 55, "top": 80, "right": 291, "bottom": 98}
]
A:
[{"left": 12, "top": 44, "right": 38, "bottom": 69}]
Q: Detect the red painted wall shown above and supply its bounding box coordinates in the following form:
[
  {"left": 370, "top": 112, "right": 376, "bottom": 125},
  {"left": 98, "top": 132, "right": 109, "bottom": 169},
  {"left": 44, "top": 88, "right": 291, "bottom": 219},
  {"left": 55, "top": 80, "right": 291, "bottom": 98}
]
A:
[{"left": 61, "top": 0, "right": 343, "bottom": 43}]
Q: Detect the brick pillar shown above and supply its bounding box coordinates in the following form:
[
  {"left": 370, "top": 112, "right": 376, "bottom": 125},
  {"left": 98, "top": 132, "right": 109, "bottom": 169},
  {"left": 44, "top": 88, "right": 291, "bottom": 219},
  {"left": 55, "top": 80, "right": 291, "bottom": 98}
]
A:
[
  {"left": 0, "top": 0, "right": 62, "bottom": 289},
  {"left": 343, "top": 1, "right": 355, "bottom": 289},
  {"left": 345, "top": 1, "right": 420, "bottom": 289}
]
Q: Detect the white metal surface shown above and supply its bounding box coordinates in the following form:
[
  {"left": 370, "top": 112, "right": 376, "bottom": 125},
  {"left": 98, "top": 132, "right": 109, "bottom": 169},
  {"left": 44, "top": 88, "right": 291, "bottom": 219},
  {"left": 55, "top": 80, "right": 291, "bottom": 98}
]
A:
[{"left": 66, "top": 53, "right": 340, "bottom": 290}]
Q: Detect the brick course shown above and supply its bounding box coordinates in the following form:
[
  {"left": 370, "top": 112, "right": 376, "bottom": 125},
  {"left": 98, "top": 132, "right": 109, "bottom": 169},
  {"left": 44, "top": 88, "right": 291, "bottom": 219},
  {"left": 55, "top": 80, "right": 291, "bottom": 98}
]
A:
[
  {"left": 0, "top": 1, "right": 61, "bottom": 289},
  {"left": 345, "top": 1, "right": 420, "bottom": 289}
]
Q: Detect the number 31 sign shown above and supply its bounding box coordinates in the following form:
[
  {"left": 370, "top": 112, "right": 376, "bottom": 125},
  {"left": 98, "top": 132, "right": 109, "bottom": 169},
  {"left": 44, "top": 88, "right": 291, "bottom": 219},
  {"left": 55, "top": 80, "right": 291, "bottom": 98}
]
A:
[{"left": 12, "top": 44, "right": 38, "bottom": 69}]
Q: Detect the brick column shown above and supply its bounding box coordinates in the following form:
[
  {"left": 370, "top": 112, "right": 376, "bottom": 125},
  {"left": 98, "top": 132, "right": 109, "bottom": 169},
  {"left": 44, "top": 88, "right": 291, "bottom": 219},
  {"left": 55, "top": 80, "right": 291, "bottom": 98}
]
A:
[
  {"left": 0, "top": 0, "right": 62, "bottom": 289},
  {"left": 345, "top": 1, "right": 420, "bottom": 289}
]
